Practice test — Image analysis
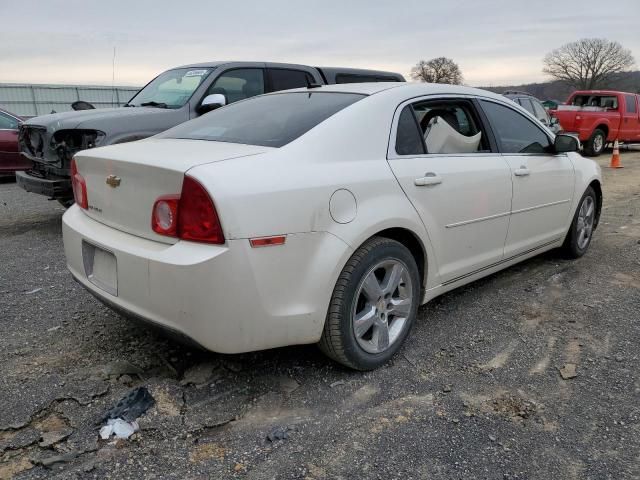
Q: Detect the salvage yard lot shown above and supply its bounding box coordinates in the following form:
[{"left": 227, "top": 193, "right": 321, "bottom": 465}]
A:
[{"left": 1, "top": 151, "right": 639, "bottom": 479}]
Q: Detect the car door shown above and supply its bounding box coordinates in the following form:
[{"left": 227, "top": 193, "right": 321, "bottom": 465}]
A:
[
  {"left": 387, "top": 97, "right": 513, "bottom": 284},
  {"left": 0, "top": 112, "right": 24, "bottom": 172},
  {"left": 200, "top": 67, "right": 266, "bottom": 109},
  {"left": 621, "top": 94, "right": 640, "bottom": 142},
  {"left": 479, "top": 99, "right": 574, "bottom": 258}
]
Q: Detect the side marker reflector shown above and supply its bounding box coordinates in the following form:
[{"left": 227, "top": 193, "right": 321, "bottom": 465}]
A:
[{"left": 249, "top": 236, "right": 286, "bottom": 248}]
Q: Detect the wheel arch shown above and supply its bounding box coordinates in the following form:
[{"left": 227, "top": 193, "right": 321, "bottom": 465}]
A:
[
  {"left": 594, "top": 123, "right": 609, "bottom": 139},
  {"left": 589, "top": 179, "right": 603, "bottom": 228},
  {"left": 365, "top": 227, "right": 428, "bottom": 292}
]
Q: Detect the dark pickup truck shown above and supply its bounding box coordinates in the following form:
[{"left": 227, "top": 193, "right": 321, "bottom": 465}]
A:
[{"left": 17, "top": 61, "right": 404, "bottom": 205}]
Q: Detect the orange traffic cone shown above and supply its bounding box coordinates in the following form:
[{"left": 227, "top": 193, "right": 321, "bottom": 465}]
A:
[{"left": 609, "top": 139, "right": 623, "bottom": 168}]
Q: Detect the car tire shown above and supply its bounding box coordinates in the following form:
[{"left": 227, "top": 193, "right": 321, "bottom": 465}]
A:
[
  {"left": 584, "top": 129, "right": 606, "bottom": 157},
  {"left": 57, "top": 198, "right": 74, "bottom": 208},
  {"left": 318, "top": 237, "right": 420, "bottom": 370},
  {"left": 562, "top": 186, "right": 597, "bottom": 259}
]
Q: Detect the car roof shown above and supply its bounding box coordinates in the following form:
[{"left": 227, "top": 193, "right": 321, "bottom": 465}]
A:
[
  {"left": 275, "top": 82, "right": 509, "bottom": 102},
  {"left": 171, "top": 61, "right": 313, "bottom": 70},
  {"left": 571, "top": 90, "right": 631, "bottom": 96}
]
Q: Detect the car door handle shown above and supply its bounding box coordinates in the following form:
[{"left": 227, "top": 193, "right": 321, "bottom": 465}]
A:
[
  {"left": 414, "top": 172, "right": 443, "bottom": 186},
  {"left": 514, "top": 167, "right": 530, "bottom": 177}
]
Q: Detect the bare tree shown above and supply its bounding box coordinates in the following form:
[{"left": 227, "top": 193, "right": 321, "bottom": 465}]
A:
[
  {"left": 411, "top": 57, "right": 463, "bottom": 85},
  {"left": 543, "top": 38, "right": 635, "bottom": 89}
]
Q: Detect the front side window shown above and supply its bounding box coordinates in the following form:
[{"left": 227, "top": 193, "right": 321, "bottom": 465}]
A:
[
  {"left": 207, "top": 69, "right": 265, "bottom": 104},
  {"left": 480, "top": 100, "right": 552, "bottom": 154},
  {"left": 269, "top": 69, "right": 313, "bottom": 92},
  {"left": 625, "top": 95, "right": 637, "bottom": 113},
  {"left": 0, "top": 112, "right": 19, "bottom": 129},
  {"left": 127, "top": 68, "right": 213, "bottom": 108},
  {"left": 160, "top": 92, "right": 365, "bottom": 148}
]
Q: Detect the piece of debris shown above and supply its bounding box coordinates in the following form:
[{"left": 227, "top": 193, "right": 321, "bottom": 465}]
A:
[
  {"left": 265, "top": 375, "right": 300, "bottom": 394},
  {"left": 489, "top": 435, "right": 497, "bottom": 442},
  {"left": 47, "top": 326, "right": 61, "bottom": 332},
  {"left": 99, "top": 387, "right": 154, "bottom": 441},
  {"left": 99, "top": 418, "right": 139, "bottom": 440},
  {"left": 101, "top": 360, "right": 144, "bottom": 379},
  {"left": 102, "top": 387, "right": 155, "bottom": 422},
  {"left": 37, "top": 451, "right": 80, "bottom": 468},
  {"left": 39, "top": 429, "right": 73, "bottom": 448},
  {"left": 267, "top": 426, "right": 294, "bottom": 442},
  {"left": 559, "top": 364, "right": 578, "bottom": 380},
  {"left": 615, "top": 355, "right": 624, "bottom": 363},
  {"left": 25, "top": 288, "right": 42, "bottom": 295},
  {"left": 329, "top": 380, "right": 345, "bottom": 388},
  {"left": 180, "top": 362, "right": 218, "bottom": 386},
  {"left": 442, "top": 385, "right": 452, "bottom": 393}
]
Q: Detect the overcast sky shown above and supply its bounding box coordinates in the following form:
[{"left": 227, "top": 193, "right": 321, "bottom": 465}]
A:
[{"left": 1, "top": 0, "right": 638, "bottom": 87}]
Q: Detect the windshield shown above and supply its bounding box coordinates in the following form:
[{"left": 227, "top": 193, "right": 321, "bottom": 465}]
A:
[
  {"left": 159, "top": 92, "right": 366, "bottom": 147},
  {"left": 127, "top": 67, "right": 214, "bottom": 109}
]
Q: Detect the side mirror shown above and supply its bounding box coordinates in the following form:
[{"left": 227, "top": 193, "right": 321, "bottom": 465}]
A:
[
  {"left": 554, "top": 134, "right": 579, "bottom": 153},
  {"left": 198, "top": 94, "right": 226, "bottom": 114}
]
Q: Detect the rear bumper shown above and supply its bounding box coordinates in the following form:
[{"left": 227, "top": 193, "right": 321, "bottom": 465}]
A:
[
  {"left": 16, "top": 170, "right": 72, "bottom": 198},
  {"left": 62, "top": 206, "right": 351, "bottom": 354}
]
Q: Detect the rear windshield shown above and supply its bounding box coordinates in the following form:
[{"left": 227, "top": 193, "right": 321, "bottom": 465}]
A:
[
  {"left": 160, "top": 92, "right": 366, "bottom": 147},
  {"left": 570, "top": 95, "right": 618, "bottom": 109}
]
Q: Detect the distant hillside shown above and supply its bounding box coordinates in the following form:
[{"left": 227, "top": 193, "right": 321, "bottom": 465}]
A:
[{"left": 481, "top": 71, "right": 640, "bottom": 102}]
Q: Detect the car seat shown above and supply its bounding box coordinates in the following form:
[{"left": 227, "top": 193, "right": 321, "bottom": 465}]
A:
[{"left": 423, "top": 116, "right": 482, "bottom": 154}]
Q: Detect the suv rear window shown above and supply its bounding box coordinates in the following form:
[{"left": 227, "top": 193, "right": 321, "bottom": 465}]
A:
[{"left": 161, "top": 92, "right": 365, "bottom": 147}]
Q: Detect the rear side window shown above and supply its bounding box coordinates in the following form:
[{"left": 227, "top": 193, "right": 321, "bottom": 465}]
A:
[
  {"left": 161, "top": 92, "right": 365, "bottom": 148},
  {"left": 395, "top": 106, "right": 425, "bottom": 155},
  {"left": 269, "top": 69, "right": 314, "bottom": 91},
  {"left": 480, "top": 100, "right": 551, "bottom": 154},
  {"left": 625, "top": 95, "right": 637, "bottom": 113}
]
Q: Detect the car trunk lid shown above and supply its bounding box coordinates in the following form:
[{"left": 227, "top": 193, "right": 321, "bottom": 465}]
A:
[{"left": 74, "top": 138, "right": 270, "bottom": 243}]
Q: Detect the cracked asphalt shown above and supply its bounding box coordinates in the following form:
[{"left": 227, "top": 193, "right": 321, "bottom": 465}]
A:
[{"left": 1, "top": 150, "right": 639, "bottom": 479}]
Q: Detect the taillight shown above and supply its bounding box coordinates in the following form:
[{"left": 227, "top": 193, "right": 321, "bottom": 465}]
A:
[
  {"left": 151, "top": 176, "right": 224, "bottom": 244},
  {"left": 70, "top": 157, "right": 88, "bottom": 209},
  {"left": 151, "top": 195, "right": 179, "bottom": 236}
]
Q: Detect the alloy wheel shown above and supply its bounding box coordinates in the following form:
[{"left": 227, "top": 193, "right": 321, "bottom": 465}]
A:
[
  {"left": 351, "top": 259, "right": 414, "bottom": 354},
  {"left": 576, "top": 195, "right": 595, "bottom": 250}
]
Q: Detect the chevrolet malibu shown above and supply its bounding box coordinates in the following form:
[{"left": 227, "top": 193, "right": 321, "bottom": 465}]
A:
[{"left": 62, "top": 83, "right": 602, "bottom": 370}]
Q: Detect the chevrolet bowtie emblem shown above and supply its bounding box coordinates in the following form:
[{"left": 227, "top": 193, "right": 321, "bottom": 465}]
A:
[{"left": 106, "top": 175, "right": 121, "bottom": 188}]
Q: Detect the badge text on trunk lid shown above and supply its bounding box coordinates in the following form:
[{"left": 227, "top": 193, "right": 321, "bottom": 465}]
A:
[{"left": 106, "top": 175, "right": 121, "bottom": 188}]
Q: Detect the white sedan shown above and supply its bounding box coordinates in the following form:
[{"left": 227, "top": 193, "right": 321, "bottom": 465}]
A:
[{"left": 62, "top": 83, "right": 602, "bottom": 370}]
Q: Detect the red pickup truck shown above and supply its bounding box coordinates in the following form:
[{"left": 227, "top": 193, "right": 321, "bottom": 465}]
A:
[{"left": 554, "top": 90, "right": 640, "bottom": 156}]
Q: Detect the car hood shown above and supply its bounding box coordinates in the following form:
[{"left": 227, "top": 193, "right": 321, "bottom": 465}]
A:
[{"left": 24, "top": 107, "right": 183, "bottom": 132}]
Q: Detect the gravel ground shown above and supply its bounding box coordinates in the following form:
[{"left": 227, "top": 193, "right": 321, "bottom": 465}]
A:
[{"left": 1, "top": 150, "right": 639, "bottom": 480}]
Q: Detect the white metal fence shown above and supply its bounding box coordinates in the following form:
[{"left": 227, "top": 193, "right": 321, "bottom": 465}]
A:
[{"left": 0, "top": 83, "right": 140, "bottom": 117}]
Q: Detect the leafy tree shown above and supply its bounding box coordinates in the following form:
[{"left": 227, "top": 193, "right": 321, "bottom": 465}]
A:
[
  {"left": 411, "top": 57, "right": 463, "bottom": 85},
  {"left": 543, "top": 38, "right": 635, "bottom": 89}
]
